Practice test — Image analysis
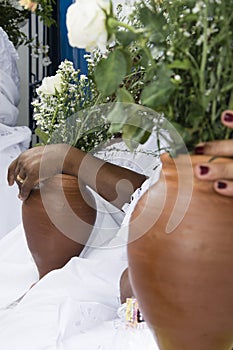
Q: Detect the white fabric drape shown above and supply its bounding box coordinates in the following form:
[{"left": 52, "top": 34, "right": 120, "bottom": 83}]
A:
[
  {"left": 0, "top": 27, "right": 20, "bottom": 126},
  {"left": 0, "top": 131, "right": 163, "bottom": 349},
  {"left": 0, "top": 27, "right": 32, "bottom": 237}
]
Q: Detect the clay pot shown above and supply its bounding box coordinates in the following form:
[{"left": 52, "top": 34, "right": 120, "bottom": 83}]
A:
[
  {"left": 22, "top": 174, "right": 96, "bottom": 279},
  {"left": 128, "top": 153, "right": 233, "bottom": 350}
]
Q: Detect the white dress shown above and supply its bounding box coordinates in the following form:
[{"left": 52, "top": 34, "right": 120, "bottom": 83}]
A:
[
  {"left": 0, "top": 27, "right": 32, "bottom": 238},
  {"left": 0, "top": 129, "right": 167, "bottom": 349},
  {"left": 0, "top": 27, "right": 20, "bottom": 126}
]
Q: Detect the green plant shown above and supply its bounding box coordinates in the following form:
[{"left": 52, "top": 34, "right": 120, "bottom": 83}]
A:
[
  {"left": 0, "top": 0, "right": 29, "bottom": 47},
  {"left": 33, "top": 0, "right": 233, "bottom": 153},
  {"left": 19, "top": 0, "right": 56, "bottom": 27},
  {"left": 0, "top": 0, "right": 55, "bottom": 48},
  {"left": 91, "top": 0, "right": 233, "bottom": 151}
]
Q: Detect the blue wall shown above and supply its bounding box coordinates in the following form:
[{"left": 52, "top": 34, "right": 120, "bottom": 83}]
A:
[{"left": 59, "top": 0, "right": 88, "bottom": 74}]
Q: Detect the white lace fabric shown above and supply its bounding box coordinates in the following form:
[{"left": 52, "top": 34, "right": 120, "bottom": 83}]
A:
[{"left": 0, "top": 27, "right": 20, "bottom": 88}]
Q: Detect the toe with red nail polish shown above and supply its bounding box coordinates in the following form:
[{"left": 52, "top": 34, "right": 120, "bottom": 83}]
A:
[
  {"left": 223, "top": 112, "right": 233, "bottom": 122},
  {"left": 199, "top": 165, "right": 209, "bottom": 175},
  {"left": 217, "top": 182, "right": 227, "bottom": 189}
]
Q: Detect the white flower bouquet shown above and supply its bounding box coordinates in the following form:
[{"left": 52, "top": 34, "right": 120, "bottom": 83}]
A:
[{"left": 32, "top": 59, "right": 110, "bottom": 151}]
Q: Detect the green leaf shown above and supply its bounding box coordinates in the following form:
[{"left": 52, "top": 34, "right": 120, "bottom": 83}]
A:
[
  {"left": 107, "top": 103, "right": 128, "bottom": 134},
  {"left": 141, "top": 64, "right": 177, "bottom": 109},
  {"left": 108, "top": 103, "right": 155, "bottom": 145},
  {"left": 121, "top": 48, "right": 133, "bottom": 74},
  {"left": 137, "top": 48, "right": 149, "bottom": 68},
  {"left": 142, "top": 83, "right": 175, "bottom": 108},
  {"left": 116, "top": 87, "right": 135, "bottom": 103},
  {"left": 141, "top": 79, "right": 176, "bottom": 109},
  {"left": 144, "top": 66, "right": 156, "bottom": 82},
  {"left": 122, "top": 110, "right": 154, "bottom": 151},
  {"left": 221, "top": 82, "right": 233, "bottom": 93},
  {"left": 139, "top": 7, "right": 166, "bottom": 32},
  {"left": 94, "top": 49, "right": 128, "bottom": 97},
  {"left": 168, "top": 59, "right": 192, "bottom": 70},
  {"left": 35, "top": 127, "right": 49, "bottom": 144},
  {"left": 139, "top": 8, "right": 168, "bottom": 43},
  {"left": 122, "top": 123, "right": 151, "bottom": 151},
  {"left": 116, "top": 30, "right": 139, "bottom": 46}
]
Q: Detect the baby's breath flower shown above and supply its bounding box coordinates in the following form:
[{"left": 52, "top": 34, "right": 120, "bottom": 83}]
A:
[
  {"left": 33, "top": 59, "right": 110, "bottom": 150},
  {"left": 196, "top": 34, "right": 204, "bottom": 46},
  {"left": 192, "top": 1, "right": 205, "bottom": 14},
  {"left": 183, "top": 31, "right": 191, "bottom": 38},
  {"left": 42, "top": 56, "right": 51, "bottom": 67},
  {"left": 174, "top": 75, "right": 181, "bottom": 81}
]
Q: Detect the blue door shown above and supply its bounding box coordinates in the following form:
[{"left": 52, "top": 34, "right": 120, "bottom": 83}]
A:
[{"left": 59, "top": 0, "right": 88, "bottom": 74}]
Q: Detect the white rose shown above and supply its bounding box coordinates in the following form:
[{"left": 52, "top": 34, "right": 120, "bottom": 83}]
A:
[
  {"left": 37, "top": 74, "right": 63, "bottom": 95},
  {"left": 66, "top": 0, "right": 111, "bottom": 52}
]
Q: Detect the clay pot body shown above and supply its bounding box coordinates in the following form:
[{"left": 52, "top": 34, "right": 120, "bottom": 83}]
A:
[
  {"left": 128, "top": 154, "right": 233, "bottom": 350},
  {"left": 22, "top": 174, "right": 96, "bottom": 279}
]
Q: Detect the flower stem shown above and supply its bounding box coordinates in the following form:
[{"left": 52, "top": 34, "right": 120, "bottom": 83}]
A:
[
  {"left": 108, "top": 18, "right": 145, "bottom": 34},
  {"left": 211, "top": 48, "right": 224, "bottom": 124},
  {"left": 142, "top": 43, "right": 156, "bottom": 68},
  {"left": 73, "top": 93, "right": 103, "bottom": 147},
  {"left": 199, "top": 5, "right": 208, "bottom": 108},
  {"left": 108, "top": 18, "right": 155, "bottom": 68}
]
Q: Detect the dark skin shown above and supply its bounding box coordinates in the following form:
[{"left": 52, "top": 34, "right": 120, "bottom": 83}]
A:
[
  {"left": 7, "top": 144, "right": 147, "bottom": 297},
  {"left": 7, "top": 143, "right": 147, "bottom": 207},
  {"left": 8, "top": 111, "right": 233, "bottom": 200},
  {"left": 7, "top": 111, "right": 232, "bottom": 303}
]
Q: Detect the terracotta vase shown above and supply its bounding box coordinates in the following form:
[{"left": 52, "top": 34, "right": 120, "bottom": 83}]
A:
[
  {"left": 128, "top": 153, "right": 233, "bottom": 350},
  {"left": 22, "top": 174, "right": 96, "bottom": 279}
]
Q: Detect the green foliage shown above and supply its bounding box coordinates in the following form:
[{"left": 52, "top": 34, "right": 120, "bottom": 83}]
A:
[
  {"left": 94, "top": 49, "right": 129, "bottom": 96},
  {"left": 33, "top": 0, "right": 233, "bottom": 153},
  {"left": 0, "top": 0, "right": 29, "bottom": 47},
  {"left": 94, "top": 0, "right": 233, "bottom": 151},
  {"left": 0, "top": 0, "right": 55, "bottom": 48},
  {"left": 34, "top": 0, "right": 56, "bottom": 27},
  {"left": 107, "top": 103, "right": 154, "bottom": 151},
  {"left": 115, "top": 30, "right": 139, "bottom": 46}
]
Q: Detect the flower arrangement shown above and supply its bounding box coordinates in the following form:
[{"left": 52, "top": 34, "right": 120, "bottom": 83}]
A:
[
  {"left": 32, "top": 59, "right": 111, "bottom": 151},
  {"left": 30, "top": 0, "right": 233, "bottom": 152}
]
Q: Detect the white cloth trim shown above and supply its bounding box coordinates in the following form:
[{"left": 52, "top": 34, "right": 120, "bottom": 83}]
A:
[{"left": 0, "top": 123, "right": 31, "bottom": 152}]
